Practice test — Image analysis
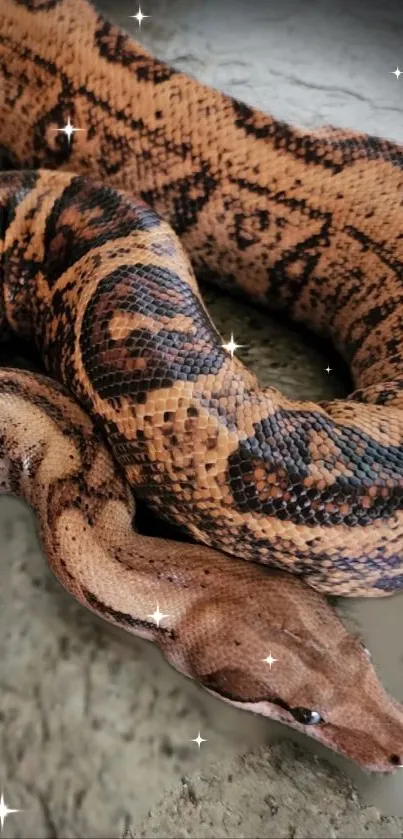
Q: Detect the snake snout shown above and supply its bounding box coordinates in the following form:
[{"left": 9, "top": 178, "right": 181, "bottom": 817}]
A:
[
  {"left": 389, "top": 753, "right": 403, "bottom": 767},
  {"left": 302, "top": 710, "right": 403, "bottom": 774},
  {"left": 323, "top": 690, "right": 403, "bottom": 773},
  {"left": 367, "top": 743, "right": 403, "bottom": 774}
]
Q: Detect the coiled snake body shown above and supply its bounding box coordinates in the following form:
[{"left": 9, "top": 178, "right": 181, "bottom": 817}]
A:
[{"left": 1, "top": 0, "right": 403, "bottom": 772}]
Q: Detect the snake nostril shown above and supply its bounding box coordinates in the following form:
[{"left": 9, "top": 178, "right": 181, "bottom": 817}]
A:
[{"left": 389, "top": 754, "right": 403, "bottom": 766}]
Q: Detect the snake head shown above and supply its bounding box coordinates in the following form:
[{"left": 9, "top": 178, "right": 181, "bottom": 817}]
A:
[{"left": 175, "top": 564, "right": 403, "bottom": 773}]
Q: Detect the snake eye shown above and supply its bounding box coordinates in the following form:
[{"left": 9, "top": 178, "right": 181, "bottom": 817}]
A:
[{"left": 290, "top": 707, "right": 323, "bottom": 725}]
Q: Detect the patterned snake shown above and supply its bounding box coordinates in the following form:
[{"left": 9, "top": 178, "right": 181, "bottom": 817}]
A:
[{"left": 1, "top": 0, "right": 403, "bottom": 773}]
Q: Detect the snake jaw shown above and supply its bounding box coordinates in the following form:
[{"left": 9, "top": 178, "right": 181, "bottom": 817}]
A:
[
  {"left": 200, "top": 671, "right": 403, "bottom": 774},
  {"left": 284, "top": 666, "right": 403, "bottom": 774},
  {"left": 165, "top": 574, "right": 403, "bottom": 774}
]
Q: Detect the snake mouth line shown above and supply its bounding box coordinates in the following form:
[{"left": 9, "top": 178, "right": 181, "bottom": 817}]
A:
[{"left": 200, "top": 680, "right": 403, "bottom": 773}]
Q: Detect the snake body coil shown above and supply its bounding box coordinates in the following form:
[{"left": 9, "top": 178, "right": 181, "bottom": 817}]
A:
[{"left": 1, "top": 0, "right": 403, "bottom": 772}]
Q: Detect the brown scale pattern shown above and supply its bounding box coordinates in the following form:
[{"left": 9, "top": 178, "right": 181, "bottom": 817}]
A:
[
  {"left": 1, "top": 167, "right": 403, "bottom": 596},
  {"left": 0, "top": 1, "right": 403, "bottom": 597},
  {"left": 1, "top": 367, "right": 403, "bottom": 772},
  {"left": 1, "top": 0, "right": 403, "bottom": 773}
]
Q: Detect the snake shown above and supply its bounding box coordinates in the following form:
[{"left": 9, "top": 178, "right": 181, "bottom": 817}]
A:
[{"left": 1, "top": 0, "right": 403, "bottom": 774}]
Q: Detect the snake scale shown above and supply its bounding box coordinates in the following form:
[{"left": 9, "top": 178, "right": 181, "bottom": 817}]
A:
[{"left": 1, "top": 0, "right": 403, "bottom": 773}]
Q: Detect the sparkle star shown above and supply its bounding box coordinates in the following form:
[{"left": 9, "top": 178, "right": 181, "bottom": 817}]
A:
[
  {"left": 130, "top": 5, "right": 150, "bottom": 27},
  {"left": 325, "top": 365, "right": 332, "bottom": 374},
  {"left": 54, "top": 116, "right": 85, "bottom": 145},
  {"left": 191, "top": 731, "right": 208, "bottom": 748},
  {"left": 222, "top": 333, "right": 243, "bottom": 358},
  {"left": 148, "top": 603, "right": 170, "bottom": 627},
  {"left": 261, "top": 651, "right": 278, "bottom": 669},
  {"left": 391, "top": 66, "right": 402, "bottom": 79},
  {"left": 0, "top": 791, "right": 21, "bottom": 832}
]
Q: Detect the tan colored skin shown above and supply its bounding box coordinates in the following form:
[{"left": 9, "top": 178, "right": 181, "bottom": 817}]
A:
[
  {"left": 1, "top": 0, "right": 403, "bottom": 597},
  {"left": 1, "top": 368, "right": 403, "bottom": 773},
  {"left": 1, "top": 169, "right": 403, "bottom": 597},
  {"left": 0, "top": 0, "right": 403, "bottom": 771}
]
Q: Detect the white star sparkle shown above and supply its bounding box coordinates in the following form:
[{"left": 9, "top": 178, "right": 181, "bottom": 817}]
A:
[
  {"left": 261, "top": 651, "right": 278, "bottom": 669},
  {"left": 391, "top": 66, "right": 402, "bottom": 79},
  {"left": 191, "top": 731, "right": 208, "bottom": 748},
  {"left": 148, "top": 603, "right": 170, "bottom": 627},
  {"left": 222, "top": 333, "right": 243, "bottom": 358},
  {"left": 130, "top": 5, "right": 150, "bottom": 27},
  {"left": 53, "top": 116, "right": 85, "bottom": 145},
  {"left": 325, "top": 365, "right": 332, "bottom": 374},
  {"left": 0, "top": 791, "right": 21, "bottom": 832}
]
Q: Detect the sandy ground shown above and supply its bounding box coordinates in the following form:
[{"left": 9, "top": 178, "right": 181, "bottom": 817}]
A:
[{"left": 1, "top": 0, "right": 403, "bottom": 837}]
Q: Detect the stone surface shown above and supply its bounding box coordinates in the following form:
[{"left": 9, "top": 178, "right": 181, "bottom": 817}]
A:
[{"left": 1, "top": 1, "right": 403, "bottom": 837}]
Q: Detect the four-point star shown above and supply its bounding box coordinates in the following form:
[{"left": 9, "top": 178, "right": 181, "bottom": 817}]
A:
[
  {"left": 130, "top": 5, "right": 150, "bottom": 27},
  {"left": 222, "top": 333, "right": 243, "bottom": 358},
  {"left": 391, "top": 66, "right": 402, "bottom": 79},
  {"left": 53, "top": 116, "right": 85, "bottom": 145},
  {"left": 0, "top": 791, "right": 21, "bottom": 833},
  {"left": 324, "top": 365, "right": 332, "bottom": 374},
  {"left": 261, "top": 651, "right": 278, "bottom": 669},
  {"left": 191, "top": 731, "right": 208, "bottom": 748},
  {"left": 148, "top": 603, "right": 170, "bottom": 627}
]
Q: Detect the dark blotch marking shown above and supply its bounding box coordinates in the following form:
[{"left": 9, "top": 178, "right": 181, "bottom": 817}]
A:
[
  {"left": 94, "top": 18, "right": 178, "bottom": 84},
  {"left": 374, "top": 574, "right": 403, "bottom": 592},
  {"left": 43, "top": 176, "right": 161, "bottom": 287},
  {"left": 79, "top": 262, "right": 225, "bottom": 404},
  {"left": 201, "top": 668, "right": 292, "bottom": 709},
  {"left": 12, "top": 0, "right": 63, "bottom": 8},
  {"left": 141, "top": 162, "right": 219, "bottom": 236},
  {"left": 227, "top": 409, "right": 403, "bottom": 525},
  {"left": 232, "top": 100, "right": 403, "bottom": 172}
]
